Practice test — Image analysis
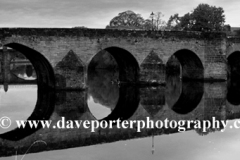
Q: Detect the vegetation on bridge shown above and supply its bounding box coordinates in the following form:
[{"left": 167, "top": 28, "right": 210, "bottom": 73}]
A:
[
  {"left": 106, "top": 3, "right": 229, "bottom": 33},
  {"left": 166, "top": 4, "right": 225, "bottom": 31}
]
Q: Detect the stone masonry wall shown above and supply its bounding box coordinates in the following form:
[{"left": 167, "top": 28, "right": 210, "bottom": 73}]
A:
[
  {"left": 204, "top": 38, "right": 228, "bottom": 80},
  {"left": 0, "top": 28, "right": 232, "bottom": 89}
]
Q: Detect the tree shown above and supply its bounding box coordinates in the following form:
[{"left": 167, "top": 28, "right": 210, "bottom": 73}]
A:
[
  {"left": 106, "top": 10, "right": 145, "bottom": 30},
  {"left": 106, "top": 10, "right": 166, "bottom": 30},
  {"left": 166, "top": 13, "right": 181, "bottom": 30},
  {"left": 179, "top": 13, "right": 194, "bottom": 31},
  {"left": 235, "top": 29, "right": 240, "bottom": 37},
  {"left": 166, "top": 13, "right": 193, "bottom": 31},
  {"left": 167, "top": 3, "right": 225, "bottom": 31},
  {"left": 143, "top": 19, "right": 153, "bottom": 30},
  {"left": 191, "top": 4, "right": 225, "bottom": 31},
  {"left": 144, "top": 12, "right": 166, "bottom": 31},
  {"left": 151, "top": 12, "right": 166, "bottom": 30},
  {"left": 223, "top": 24, "right": 231, "bottom": 31}
]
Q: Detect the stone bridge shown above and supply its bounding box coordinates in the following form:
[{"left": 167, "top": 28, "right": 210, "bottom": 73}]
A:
[{"left": 1, "top": 28, "right": 240, "bottom": 90}]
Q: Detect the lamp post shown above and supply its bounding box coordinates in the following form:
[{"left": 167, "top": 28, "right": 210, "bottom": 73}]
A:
[{"left": 150, "top": 12, "right": 154, "bottom": 31}]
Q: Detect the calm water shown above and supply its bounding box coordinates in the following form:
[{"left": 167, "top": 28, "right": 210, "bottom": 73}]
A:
[{"left": 1, "top": 68, "right": 240, "bottom": 160}]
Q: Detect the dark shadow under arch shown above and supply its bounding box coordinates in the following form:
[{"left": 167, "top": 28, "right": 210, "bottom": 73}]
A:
[
  {"left": 166, "top": 49, "right": 204, "bottom": 80},
  {"left": 4, "top": 43, "right": 55, "bottom": 89},
  {"left": 227, "top": 78, "right": 240, "bottom": 106},
  {"left": 89, "top": 47, "right": 139, "bottom": 82},
  {"left": 227, "top": 52, "right": 240, "bottom": 105},
  {"left": 170, "top": 81, "right": 204, "bottom": 114},
  {"left": 228, "top": 51, "right": 240, "bottom": 78}
]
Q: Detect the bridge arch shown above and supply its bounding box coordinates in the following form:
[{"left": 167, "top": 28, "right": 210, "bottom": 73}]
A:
[
  {"left": 166, "top": 49, "right": 204, "bottom": 80},
  {"left": 4, "top": 43, "right": 55, "bottom": 89},
  {"left": 227, "top": 51, "right": 240, "bottom": 105},
  {"left": 227, "top": 51, "right": 240, "bottom": 78},
  {"left": 88, "top": 46, "right": 139, "bottom": 82}
]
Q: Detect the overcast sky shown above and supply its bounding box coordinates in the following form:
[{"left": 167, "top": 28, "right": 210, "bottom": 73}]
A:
[{"left": 0, "top": 0, "right": 239, "bottom": 28}]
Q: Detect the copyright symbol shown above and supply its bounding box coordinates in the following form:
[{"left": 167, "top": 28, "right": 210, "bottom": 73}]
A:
[{"left": 0, "top": 116, "right": 11, "bottom": 129}]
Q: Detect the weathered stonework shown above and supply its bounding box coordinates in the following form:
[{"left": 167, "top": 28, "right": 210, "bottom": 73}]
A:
[
  {"left": 0, "top": 28, "right": 239, "bottom": 89},
  {"left": 139, "top": 50, "right": 165, "bottom": 83},
  {"left": 54, "top": 50, "right": 85, "bottom": 89}
]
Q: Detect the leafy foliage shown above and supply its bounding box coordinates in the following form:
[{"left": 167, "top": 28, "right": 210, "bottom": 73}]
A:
[
  {"left": 166, "top": 13, "right": 181, "bottom": 30},
  {"left": 235, "top": 29, "right": 240, "bottom": 37},
  {"left": 167, "top": 3, "right": 225, "bottom": 31},
  {"left": 106, "top": 10, "right": 166, "bottom": 30},
  {"left": 106, "top": 10, "right": 145, "bottom": 30}
]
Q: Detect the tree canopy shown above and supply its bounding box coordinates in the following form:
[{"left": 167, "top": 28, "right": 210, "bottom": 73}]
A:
[
  {"left": 167, "top": 4, "right": 225, "bottom": 31},
  {"left": 235, "top": 29, "right": 240, "bottom": 37},
  {"left": 166, "top": 13, "right": 181, "bottom": 31},
  {"left": 106, "top": 4, "right": 226, "bottom": 32},
  {"left": 106, "top": 10, "right": 165, "bottom": 30},
  {"left": 106, "top": 10, "right": 145, "bottom": 30}
]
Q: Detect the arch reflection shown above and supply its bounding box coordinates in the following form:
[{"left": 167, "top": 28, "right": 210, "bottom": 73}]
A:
[
  {"left": 101, "top": 85, "right": 139, "bottom": 122},
  {"left": 87, "top": 69, "right": 139, "bottom": 121},
  {"left": 166, "top": 74, "right": 204, "bottom": 114},
  {"left": 87, "top": 69, "right": 119, "bottom": 119},
  {"left": 0, "top": 88, "right": 55, "bottom": 141},
  {"left": 227, "top": 78, "right": 240, "bottom": 106}
]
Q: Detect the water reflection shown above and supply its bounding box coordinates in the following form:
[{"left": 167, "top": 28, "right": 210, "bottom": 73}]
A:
[
  {"left": 172, "top": 81, "right": 204, "bottom": 114},
  {"left": 0, "top": 87, "right": 55, "bottom": 141},
  {"left": 87, "top": 69, "right": 119, "bottom": 119},
  {"left": 1, "top": 69, "right": 240, "bottom": 159},
  {"left": 88, "top": 95, "right": 113, "bottom": 120},
  {"left": 227, "top": 78, "right": 240, "bottom": 105},
  {"left": 166, "top": 72, "right": 204, "bottom": 114},
  {"left": 140, "top": 86, "right": 165, "bottom": 117},
  {"left": 0, "top": 85, "right": 37, "bottom": 134},
  {"left": 0, "top": 50, "right": 38, "bottom": 135},
  {"left": 165, "top": 74, "right": 182, "bottom": 109}
]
